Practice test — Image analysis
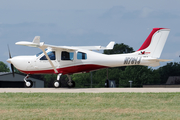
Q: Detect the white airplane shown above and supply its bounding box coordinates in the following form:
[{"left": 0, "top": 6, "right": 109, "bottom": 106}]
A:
[{"left": 7, "top": 28, "right": 170, "bottom": 88}]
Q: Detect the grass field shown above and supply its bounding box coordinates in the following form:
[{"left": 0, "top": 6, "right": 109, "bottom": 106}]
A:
[{"left": 0, "top": 92, "right": 180, "bottom": 120}]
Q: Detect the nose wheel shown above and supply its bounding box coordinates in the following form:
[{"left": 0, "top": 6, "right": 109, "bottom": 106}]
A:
[{"left": 25, "top": 80, "right": 33, "bottom": 88}]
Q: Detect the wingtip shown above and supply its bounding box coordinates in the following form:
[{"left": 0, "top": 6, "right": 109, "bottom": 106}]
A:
[{"left": 106, "top": 41, "right": 115, "bottom": 49}]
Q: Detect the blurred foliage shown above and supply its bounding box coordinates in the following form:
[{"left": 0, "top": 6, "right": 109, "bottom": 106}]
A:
[
  {"left": 0, "top": 61, "right": 10, "bottom": 72},
  {"left": 157, "top": 62, "right": 180, "bottom": 84},
  {"left": 119, "top": 66, "right": 160, "bottom": 87},
  {"left": 104, "top": 43, "right": 134, "bottom": 54}
]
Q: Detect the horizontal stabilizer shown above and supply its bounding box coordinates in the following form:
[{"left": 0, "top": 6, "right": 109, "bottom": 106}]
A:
[
  {"left": 146, "top": 58, "right": 172, "bottom": 67},
  {"left": 156, "top": 59, "right": 172, "bottom": 62},
  {"left": 147, "top": 58, "right": 172, "bottom": 62},
  {"left": 149, "top": 62, "right": 160, "bottom": 67}
]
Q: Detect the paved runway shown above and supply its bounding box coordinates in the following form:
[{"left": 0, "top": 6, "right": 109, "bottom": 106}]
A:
[{"left": 0, "top": 88, "right": 180, "bottom": 93}]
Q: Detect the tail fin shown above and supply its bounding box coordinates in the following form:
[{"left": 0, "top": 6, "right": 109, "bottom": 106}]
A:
[{"left": 137, "top": 28, "right": 170, "bottom": 58}]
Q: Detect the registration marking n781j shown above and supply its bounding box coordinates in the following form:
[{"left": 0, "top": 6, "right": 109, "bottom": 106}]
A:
[{"left": 124, "top": 57, "right": 142, "bottom": 65}]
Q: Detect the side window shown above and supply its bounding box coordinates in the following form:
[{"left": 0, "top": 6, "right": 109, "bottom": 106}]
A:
[
  {"left": 40, "top": 51, "right": 56, "bottom": 60},
  {"left": 61, "top": 51, "right": 74, "bottom": 60},
  {"left": 77, "top": 52, "right": 87, "bottom": 60}
]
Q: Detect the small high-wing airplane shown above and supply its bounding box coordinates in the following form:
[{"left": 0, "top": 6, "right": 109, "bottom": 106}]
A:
[{"left": 7, "top": 28, "right": 170, "bottom": 88}]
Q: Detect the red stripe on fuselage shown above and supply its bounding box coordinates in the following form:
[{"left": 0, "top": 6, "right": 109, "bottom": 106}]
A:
[
  {"left": 19, "top": 64, "right": 108, "bottom": 75},
  {"left": 137, "top": 28, "right": 165, "bottom": 51}
]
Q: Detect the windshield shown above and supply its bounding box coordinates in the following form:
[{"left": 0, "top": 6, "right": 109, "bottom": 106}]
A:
[
  {"left": 40, "top": 51, "right": 56, "bottom": 60},
  {"left": 36, "top": 49, "right": 48, "bottom": 57}
]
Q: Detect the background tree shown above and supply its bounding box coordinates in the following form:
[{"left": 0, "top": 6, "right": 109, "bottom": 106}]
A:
[
  {"left": 72, "top": 68, "right": 122, "bottom": 88},
  {"left": 0, "top": 61, "right": 10, "bottom": 72},
  {"left": 104, "top": 43, "right": 134, "bottom": 54},
  {"left": 119, "top": 66, "right": 160, "bottom": 87},
  {"left": 43, "top": 74, "right": 57, "bottom": 87},
  {"left": 72, "top": 73, "right": 91, "bottom": 88},
  {"left": 157, "top": 62, "right": 180, "bottom": 84}
]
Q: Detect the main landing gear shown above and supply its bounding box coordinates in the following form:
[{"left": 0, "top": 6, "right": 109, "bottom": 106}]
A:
[
  {"left": 23, "top": 74, "right": 75, "bottom": 88},
  {"left": 24, "top": 74, "right": 33, "bottom": 88},
  {"left": 53, "top": 74, "right": 75, "bottom": 88},
  {"left": 53, "top": 73, "right": 61, "bottom": 88}
]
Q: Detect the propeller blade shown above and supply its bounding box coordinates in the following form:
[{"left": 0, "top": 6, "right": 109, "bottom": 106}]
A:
[
  {"left": 11, "top": 64, "right": 15, "bottom": 77},
  {"left": 7, "top": 44, "right": 12, "bottom": 58},
  {"left": 7, "top": 44, "right": 15, "bottom": 77}
]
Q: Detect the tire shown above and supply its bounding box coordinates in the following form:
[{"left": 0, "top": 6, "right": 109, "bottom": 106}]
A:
[
  {"left": 67, "top": 80, "right": 75, "bottom": 88},
  {"left": 105, "top": 79, "right": 109, "bottom": 87},
  {"left": 54, "top": 80, "right": 60, "bottom": 88},
  {"left": 25, "top": 80, "right": 33, "bottom": 88}
]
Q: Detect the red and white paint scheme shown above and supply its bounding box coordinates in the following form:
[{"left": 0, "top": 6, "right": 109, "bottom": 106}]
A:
[{"left": 7, "top": 28, "right": 171, "bottom": 88}]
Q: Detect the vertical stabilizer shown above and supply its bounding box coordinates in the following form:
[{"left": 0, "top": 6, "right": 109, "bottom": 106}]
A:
[{"left": 137, "top": 28, "right": 170, "bottom": 58}]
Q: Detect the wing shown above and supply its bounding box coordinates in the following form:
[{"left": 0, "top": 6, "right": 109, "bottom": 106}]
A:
[{"left": 16, "top": 36, "right": 115, "bottom": 51}]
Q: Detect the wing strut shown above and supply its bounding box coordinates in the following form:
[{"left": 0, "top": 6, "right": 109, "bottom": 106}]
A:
[{"left": 40, "top": 47, "right": 58, "bottom": 73}]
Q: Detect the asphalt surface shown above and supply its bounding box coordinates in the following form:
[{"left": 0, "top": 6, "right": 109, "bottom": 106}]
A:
[{"left": 0, "top": 88, "right": 180, "bottom": 93}]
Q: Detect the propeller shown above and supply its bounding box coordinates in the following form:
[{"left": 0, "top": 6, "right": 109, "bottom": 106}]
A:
[{"left": 7, "top": 45, "right": 15, "bottom": 77}]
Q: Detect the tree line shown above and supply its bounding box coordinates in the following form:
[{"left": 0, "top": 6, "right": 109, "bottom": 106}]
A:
[{"left": 1, "top": 43, "right": 180, "bottom": 87}]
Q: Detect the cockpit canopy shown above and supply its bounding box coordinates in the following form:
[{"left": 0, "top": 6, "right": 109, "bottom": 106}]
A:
[
  {"left": 36, "top": 49, "right": 55, "bottom": 60},
  {"left": 40, "top": 51, "right": 56, "bottom": 60}
]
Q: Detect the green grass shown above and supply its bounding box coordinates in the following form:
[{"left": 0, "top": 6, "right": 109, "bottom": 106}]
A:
[{"left": 0, "top": 92, "right": 180, "bottom": 120}]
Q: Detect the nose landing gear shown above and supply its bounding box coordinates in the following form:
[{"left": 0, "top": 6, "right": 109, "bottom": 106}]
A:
[{"left": 24, "top": 74, "right": 33, "bottom": 88}]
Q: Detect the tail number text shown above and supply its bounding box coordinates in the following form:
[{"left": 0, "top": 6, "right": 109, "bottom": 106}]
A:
[{"left": 124, "top": 57, "right": 141, "bottom": 65}]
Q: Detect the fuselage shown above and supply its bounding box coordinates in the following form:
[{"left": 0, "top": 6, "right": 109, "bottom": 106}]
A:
[{"left": 7, "top": 48, "right": 153, "bottom": 75}]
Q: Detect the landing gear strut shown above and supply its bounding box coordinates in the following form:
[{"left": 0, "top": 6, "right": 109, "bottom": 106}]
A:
[
  {"left": 53, "top": 73, "right": 61, "bottom": 88},
  {"left": 24, "top": 74, "right": 33, "bottom": 88},
  {"left": 53, "top": 74, "right": 75, "bottom": 88},
  {"left": 67, "top": 74, "right": 75, "bottom": 88}
]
